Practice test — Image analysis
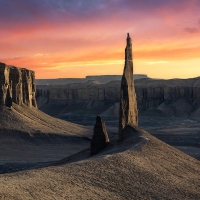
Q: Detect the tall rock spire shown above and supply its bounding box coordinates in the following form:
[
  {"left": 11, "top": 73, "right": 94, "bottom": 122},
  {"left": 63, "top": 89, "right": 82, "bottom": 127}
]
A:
[{"left": 118, "top": 33, "right": 138, "bottom": 141}]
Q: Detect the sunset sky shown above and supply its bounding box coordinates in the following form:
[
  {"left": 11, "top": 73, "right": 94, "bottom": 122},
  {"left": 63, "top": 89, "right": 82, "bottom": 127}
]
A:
[{"left": 0, "top": 0, "right": 200, "bottom": 79}]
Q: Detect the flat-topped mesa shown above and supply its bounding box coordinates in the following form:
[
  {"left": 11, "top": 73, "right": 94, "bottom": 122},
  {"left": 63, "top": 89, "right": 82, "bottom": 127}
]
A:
[
  {"left": 118, "top": 33, "right": 138, "bottom": 141},
  {"left": 0, "top": 62, "right": 37, "bottom": 108}
]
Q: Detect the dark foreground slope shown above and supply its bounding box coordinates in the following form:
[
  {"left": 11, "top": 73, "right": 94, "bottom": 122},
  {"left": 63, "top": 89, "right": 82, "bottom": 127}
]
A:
[
  {"left": 0, "top": 104, "right": 92, "bottom": 173},
  {"left": 0, "top": 127, "right": 199, "bottom": 200},
  {"left": 0, "top": 103, "right": 91, "bottom": 136}
]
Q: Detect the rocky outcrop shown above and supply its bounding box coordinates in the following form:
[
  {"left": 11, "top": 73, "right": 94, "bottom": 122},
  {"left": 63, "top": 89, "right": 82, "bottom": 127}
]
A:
[
  {"left": 118, "top": 33, "right": 138, "bottom": 140},
  {"left": 91, "top": 116, "right": 109, "bottom": 155},
  {"left": 0, "top": 62, "right": 37, "bottom": 108},
  {"left": 36, "top": 77, "right": 200, "bottom": 124}
]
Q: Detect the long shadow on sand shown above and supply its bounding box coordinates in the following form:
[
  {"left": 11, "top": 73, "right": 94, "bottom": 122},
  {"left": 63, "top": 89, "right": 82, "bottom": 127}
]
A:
[
  {"left": 0, "top": 126, "right": 147, "bottom": 174},
  {"left": 0, "top": 129, "right": 91, "bottom": 174}
]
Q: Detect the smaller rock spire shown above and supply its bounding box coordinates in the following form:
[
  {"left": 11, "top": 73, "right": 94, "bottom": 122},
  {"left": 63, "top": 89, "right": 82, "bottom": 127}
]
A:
[{"left": 90, "top": 116, "right": 109, "bottom": 155}]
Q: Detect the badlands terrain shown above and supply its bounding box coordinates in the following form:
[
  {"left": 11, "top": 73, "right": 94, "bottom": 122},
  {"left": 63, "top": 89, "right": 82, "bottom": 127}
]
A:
[
  {"left": 36, "top": 76, "right": 200, "bottom": 124},
  {"left": 0, "top": 105, "right": 200, "bottom": 199},
  {"left": 36, "top": 77, "right": 200, "bottom": 161},
  {"left": 0, "top": 104, "right": 92, "bottom": 174}
]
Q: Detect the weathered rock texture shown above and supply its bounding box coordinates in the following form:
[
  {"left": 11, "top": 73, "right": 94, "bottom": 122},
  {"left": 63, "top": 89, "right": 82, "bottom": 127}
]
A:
[
  {"left": 118, "top": 33, "right": 138, "bottom": 140},
  {"left": 36, "top": 77, "right": 200, "bottom": 124},
  {"left": 91, "top": 116, "right": 109, "bottom": 155},
  {"left": 0, "top": 62, "right": 37, "bottom": 108}
]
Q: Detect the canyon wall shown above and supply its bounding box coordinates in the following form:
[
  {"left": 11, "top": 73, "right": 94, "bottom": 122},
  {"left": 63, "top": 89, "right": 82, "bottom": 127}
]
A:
[
  {"left": 0, "top": 62, "right": 37, "bottom": 108},
  {"left": 36, "top": 77, "right": 200, "bottom": 123}
]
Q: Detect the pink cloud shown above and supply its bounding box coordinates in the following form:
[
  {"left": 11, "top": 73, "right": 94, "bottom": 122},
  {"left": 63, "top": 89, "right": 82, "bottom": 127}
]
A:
[{"left": 184, "top": 27, "right": 199, "bottom": 33}]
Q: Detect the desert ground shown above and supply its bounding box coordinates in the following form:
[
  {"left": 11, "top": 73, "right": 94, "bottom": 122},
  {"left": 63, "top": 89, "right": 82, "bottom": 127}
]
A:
[
  {"left": 0, "top": 104, "right": 92, "bottom": 174},
  {"left": 0, "top": 104, "right": 199, "bottom": 199},
  {"left": 139, "top": 116, "right": 200, "bottom": 160}
]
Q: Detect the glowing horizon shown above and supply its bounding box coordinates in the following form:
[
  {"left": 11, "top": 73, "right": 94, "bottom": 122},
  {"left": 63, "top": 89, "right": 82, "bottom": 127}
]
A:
[{"left": 1, "top": 0, "right": 200, "bottom": 79}]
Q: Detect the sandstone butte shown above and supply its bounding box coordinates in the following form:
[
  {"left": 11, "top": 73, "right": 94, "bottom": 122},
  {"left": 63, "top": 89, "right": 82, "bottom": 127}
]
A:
[
  {"left": 118, "top": 33, "right": 138, "bottom": 141},
  {"left": 0, "top": 62, "right": 37, "bottom": 108}
]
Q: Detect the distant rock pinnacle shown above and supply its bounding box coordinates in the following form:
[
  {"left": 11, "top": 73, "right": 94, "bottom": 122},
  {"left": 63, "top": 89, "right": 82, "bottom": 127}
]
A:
[{"left": 118, "top": 33, "right": 138, "bottom": 140}]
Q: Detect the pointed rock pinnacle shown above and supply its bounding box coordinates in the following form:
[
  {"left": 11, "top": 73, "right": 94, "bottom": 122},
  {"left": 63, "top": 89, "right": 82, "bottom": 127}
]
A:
[{"left": 118, "top": 33, "right": 138, "bottom": 141}]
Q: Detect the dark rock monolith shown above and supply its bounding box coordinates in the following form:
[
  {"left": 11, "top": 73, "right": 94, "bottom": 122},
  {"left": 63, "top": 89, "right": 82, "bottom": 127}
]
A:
[
  {"left": 91, "top": 116, "right": 109, "bottom": 155},
  {"left": 118, "top": 33, "right": 138, "bottom": 141}
]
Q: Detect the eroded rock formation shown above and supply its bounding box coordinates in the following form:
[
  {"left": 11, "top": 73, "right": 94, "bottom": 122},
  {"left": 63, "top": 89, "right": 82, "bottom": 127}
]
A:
[
  {"left": 36, "top": 77, "right": 200, "bottom": 123},
  {"left": 91, "top": 116, "right": 109, "bottom": 155},
  {"left": 118, "top": 33, "right": 138, "bottom": 140},
  {"left": 0, "top": 62, "right": 37, "bottom": 108}
]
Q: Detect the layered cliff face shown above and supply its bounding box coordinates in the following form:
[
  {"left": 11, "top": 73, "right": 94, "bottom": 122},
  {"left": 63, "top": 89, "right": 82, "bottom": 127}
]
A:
[
  {"left": 0, "top": 62, "right": 37, "bottom": 108},
  {"left": 135, "top": 78, "right": 200, "bottom": 117},
  {"left": 36, "top": 76, "right": 200, "bottom": 124}
]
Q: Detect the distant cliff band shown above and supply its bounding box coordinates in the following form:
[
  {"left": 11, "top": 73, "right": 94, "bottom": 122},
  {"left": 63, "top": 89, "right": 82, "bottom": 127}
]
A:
[{"left": 35, "top": 74, "right": 148, "bottom": 85}]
